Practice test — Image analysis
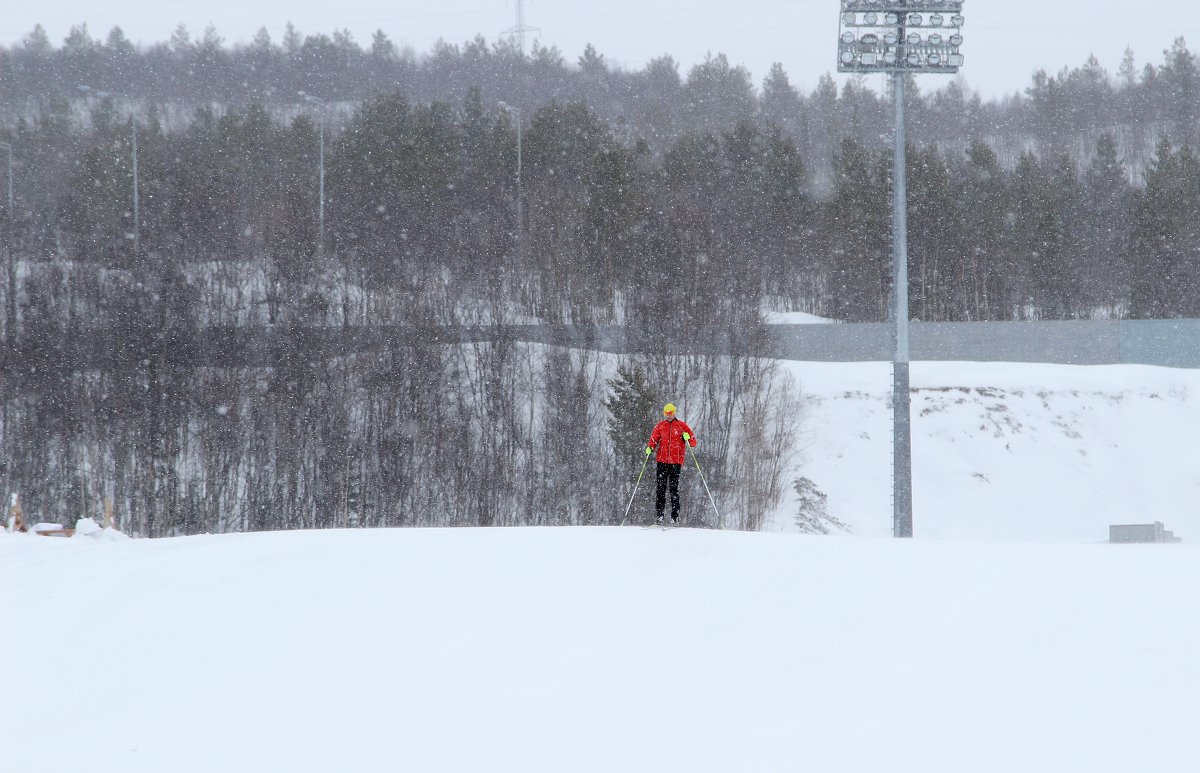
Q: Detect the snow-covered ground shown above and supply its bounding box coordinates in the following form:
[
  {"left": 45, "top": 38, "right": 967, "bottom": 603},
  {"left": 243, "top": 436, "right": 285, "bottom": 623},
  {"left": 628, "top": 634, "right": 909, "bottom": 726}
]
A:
[
  {"left": 762, "top": 309, "right": 834, "bottom": 324},
  {"left": 2, "top": 526, "right": 1197, "bottom": 773},
  {"left": 5, "top": 358, "right": 1200, "bottom": 772},
  {"left": 778, "top": 361, "right": 1200, "bottom": 543}
]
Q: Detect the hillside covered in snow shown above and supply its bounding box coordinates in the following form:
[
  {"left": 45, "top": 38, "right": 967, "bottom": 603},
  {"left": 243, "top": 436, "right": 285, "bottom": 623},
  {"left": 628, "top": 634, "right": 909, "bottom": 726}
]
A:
[{"left": 784, "top": 360, "right": 1200, "bottom": 543}]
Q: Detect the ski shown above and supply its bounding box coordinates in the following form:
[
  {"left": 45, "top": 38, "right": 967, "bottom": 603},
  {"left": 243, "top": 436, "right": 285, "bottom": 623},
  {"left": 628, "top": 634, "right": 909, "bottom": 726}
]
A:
[{"left": 639, "top": 520, "right": 683, "bottom": 531}]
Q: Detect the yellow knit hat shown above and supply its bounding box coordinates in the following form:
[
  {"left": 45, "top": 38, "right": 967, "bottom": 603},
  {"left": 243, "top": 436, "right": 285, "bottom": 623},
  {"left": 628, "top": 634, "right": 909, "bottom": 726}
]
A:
[{"left": 663, "top": 403, "right": 677, "bottom": 415}]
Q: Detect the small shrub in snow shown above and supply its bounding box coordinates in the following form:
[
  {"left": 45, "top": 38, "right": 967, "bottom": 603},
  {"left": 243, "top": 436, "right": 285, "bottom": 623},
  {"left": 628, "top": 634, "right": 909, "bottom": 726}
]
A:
[{"left": 793, "top": 477, "right": 848, "bottom": 535}]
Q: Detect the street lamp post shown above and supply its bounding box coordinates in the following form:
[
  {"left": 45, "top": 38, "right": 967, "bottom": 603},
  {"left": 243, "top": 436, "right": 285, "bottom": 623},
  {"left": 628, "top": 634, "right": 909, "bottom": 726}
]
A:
[
  {"left": 132, "top": 118, "right": 138, "bottom": 257},
  {"left": 497, "top": 101, "right": 524, "bottom": 256},
  {"left": 0, "top": 141, "right": 13, "bottom": 343},
  {"left": 0, "top": 142, "right": 12, "bottom": 224},
  {"left": 837, "top": 0, "right": 966, "bottom": 538},
  {"left": 79, "top": 86, "right": 139, "bottom": 257},
  {"left": 298, "top": 92, "right": 327, "bottom": 256}
]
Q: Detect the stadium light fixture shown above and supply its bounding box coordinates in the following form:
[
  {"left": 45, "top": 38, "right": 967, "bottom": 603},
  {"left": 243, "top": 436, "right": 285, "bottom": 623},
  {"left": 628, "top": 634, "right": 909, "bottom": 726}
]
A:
[{"left": 836, "top": 0, "right": 966, "bottom": 539}]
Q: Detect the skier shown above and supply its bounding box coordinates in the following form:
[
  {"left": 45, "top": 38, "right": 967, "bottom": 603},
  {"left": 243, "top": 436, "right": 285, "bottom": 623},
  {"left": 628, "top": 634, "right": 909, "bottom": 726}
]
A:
[{"left": 644, "top": 403, "right": 697, "bottom": 525}]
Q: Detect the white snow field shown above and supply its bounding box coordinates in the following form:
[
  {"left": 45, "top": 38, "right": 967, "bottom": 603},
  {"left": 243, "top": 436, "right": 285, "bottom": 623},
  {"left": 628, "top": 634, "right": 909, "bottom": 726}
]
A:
[
  {"left": 5, "top": 359, "right": 1200, "bottom": 772},
  {"left": 777, "top": 361, "right": 1200, "bottom": 542},
  {"left": 2, "top": 526, "right": 1199, "bottom": 773}
]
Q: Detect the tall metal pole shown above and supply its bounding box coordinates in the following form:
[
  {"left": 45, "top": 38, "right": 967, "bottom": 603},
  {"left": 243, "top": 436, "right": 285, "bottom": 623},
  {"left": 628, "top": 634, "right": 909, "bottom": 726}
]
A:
[
  {"left": 515, "top": 111, "right": 523, "bottom": 255},
  {"left": 0, "top": 143, "right": 11, "bottom": 221},
  {"left": 0, "top": 141, "right": 13, "bottom": 345},
  {"left": 503, "top": 0, "right": 538, "bottom": 57},
  {"left": 892, "top": 71, "right": 913, "bottom": 539},
  {"left": 515, "top": 0, "right": 527, "bottom": 54},
  {"left": 131, "top": 119, "right": 139, "bottom": 258},
  {"left": 300, "top": 92, "right": 327, "bottom": 257},
  {"left": 0, "top": 141, "right": 9, "bottom": 489},
  {"left": 318, "top": 111, "right": 325, "bottom": 256}
]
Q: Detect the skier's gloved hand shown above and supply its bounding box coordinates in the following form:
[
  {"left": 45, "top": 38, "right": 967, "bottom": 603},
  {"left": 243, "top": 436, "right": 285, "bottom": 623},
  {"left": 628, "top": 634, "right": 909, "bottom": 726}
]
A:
[
  {"left": 644, "top": 446, "right": 653, "bottom": 456},
  {"left": 682, "top": 432, "right": 691, "bottom": 441}
]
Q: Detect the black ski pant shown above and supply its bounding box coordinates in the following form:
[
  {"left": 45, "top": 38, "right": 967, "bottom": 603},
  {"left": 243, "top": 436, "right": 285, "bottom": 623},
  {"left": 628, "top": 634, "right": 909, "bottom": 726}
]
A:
[{"left": 655, "top": 462, "right": 682, "bottom": 519}]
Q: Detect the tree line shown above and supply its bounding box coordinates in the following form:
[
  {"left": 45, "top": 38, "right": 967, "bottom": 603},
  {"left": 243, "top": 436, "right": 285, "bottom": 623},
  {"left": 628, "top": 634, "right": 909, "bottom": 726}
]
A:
[
  {"left": 1, "top": 89, "right": 816, "bottom": 535},
  {"left": 3, "top": 85, "right": 1196, "bottom": 323},
  {"left": 1, "top": 24, "right": 1197, "bottom": 179},
  {"left": 2, "top": 261, "right": 801, "bottom": 535},
  {"left": 1, "top": 28, "right": 1198, "bottom": 535}
]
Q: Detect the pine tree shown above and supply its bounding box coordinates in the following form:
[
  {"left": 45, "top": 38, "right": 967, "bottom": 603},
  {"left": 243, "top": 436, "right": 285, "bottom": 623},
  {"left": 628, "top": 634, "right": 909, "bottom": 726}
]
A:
[
  {"left": 584, "top": 145, "right": 640, "bottom": 297},
  {"left": 829, "top": 138, "right": 888, "bottom": 321},
  {"left": 1161, "top": 38, "right": 1199, "bottom": 147},
  {"left": 1011, "top": 152, "right": 1075, "bottom": 318},
  {"left": 682, "top": 53, "right": 756, "bottom": 138},
  {"left": 958, "top": 140, "right": 1010, "bottom": 319},
  {"left": 1131, "top": 137, "right": 1200, "bottom": 317},
  {"left": 1081, "top": 134, "right": 1131, "bottom": 312},
  {"left": 761, "top": 63, "right": 804, "bottom": 141},
  {"left": 604, "top": 366, "right": 658, "bottom": 471}
]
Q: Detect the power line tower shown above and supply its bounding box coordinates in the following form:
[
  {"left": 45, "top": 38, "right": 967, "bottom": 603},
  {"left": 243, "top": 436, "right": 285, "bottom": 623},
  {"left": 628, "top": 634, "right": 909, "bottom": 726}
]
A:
[{"left": 502, "top": 0, "right": 539, "bottom": 56}]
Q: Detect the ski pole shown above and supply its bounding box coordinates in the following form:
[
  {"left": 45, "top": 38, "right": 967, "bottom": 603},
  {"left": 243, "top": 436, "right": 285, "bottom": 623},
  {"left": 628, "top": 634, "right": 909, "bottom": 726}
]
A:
[
  {"left": 685, "top": 443, "right": 723, "bottom": 530},
  {"left": 620, "top": 448, "right": 652, "bottom": 526}
]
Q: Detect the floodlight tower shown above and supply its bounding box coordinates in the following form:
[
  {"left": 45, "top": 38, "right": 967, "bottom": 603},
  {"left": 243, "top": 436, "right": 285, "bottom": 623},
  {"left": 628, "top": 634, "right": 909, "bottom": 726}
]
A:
[{"left": 837, "top": 0, "right": 965, "bottom": 538}]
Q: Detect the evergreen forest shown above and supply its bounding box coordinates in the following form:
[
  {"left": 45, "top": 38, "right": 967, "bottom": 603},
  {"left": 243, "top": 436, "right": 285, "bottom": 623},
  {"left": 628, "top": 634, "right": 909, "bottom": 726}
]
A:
[{"left": 1, "top": 25, "right": 1197, "bottom": 535}]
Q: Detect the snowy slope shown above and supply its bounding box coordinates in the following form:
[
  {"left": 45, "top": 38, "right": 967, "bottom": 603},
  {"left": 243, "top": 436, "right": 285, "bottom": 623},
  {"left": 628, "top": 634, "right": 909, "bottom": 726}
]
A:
[
  {"left": 5, "top": 359, "right": 1200, "bottom": 772},
  {"left": 777, "top": 361, "right": 1200, "bottom": 542},
  {"left": 3, "top": 527, "right": 1199, "bottom": 773}
]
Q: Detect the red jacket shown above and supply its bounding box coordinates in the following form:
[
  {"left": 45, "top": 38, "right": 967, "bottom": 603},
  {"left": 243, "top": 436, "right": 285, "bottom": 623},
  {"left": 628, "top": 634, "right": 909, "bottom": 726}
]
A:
[{"left": 647, "top": 418, "right": 697, "bottom": 465}]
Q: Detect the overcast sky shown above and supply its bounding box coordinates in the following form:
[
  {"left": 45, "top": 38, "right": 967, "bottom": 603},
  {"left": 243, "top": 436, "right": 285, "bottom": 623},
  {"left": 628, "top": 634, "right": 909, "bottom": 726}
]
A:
[{"left": 4, "top": 1, "right": 1195, "bottom": 99}]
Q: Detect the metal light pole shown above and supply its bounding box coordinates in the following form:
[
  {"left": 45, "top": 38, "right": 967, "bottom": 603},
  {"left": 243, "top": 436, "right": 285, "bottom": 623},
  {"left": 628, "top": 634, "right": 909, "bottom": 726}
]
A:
[
  {"left": 891, "top": 71, "right": 912, "bottom": 539},
  {"left": 498, "top": 101, "right": 523, "bottom": 257},
  {"left": 838, "top": 1, "right": 966, "bottom": 538},
  {"left": 299, "top": 91, "right": 327, "bottom": 256},
  {"left": 0, "top": 141, "right": 13, "bottom": 343},
  {"left": 79, "top": 86, "right": 140, "bottom": 257},
  {"left": 131, "top": 119, "right": 138, "bottom": 257},
  {"left": 0, "top": 142, "right": 12, "bottom": 222}
]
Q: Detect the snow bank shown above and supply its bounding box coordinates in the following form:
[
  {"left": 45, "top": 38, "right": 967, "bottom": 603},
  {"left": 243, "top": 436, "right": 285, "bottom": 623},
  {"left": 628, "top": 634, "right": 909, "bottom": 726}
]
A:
[
  {"left": 71, "top": 518, "right": 130, "bottom": 541},
  {"left": 762, "top": 310, "right": 834, "bottom": 324}
]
